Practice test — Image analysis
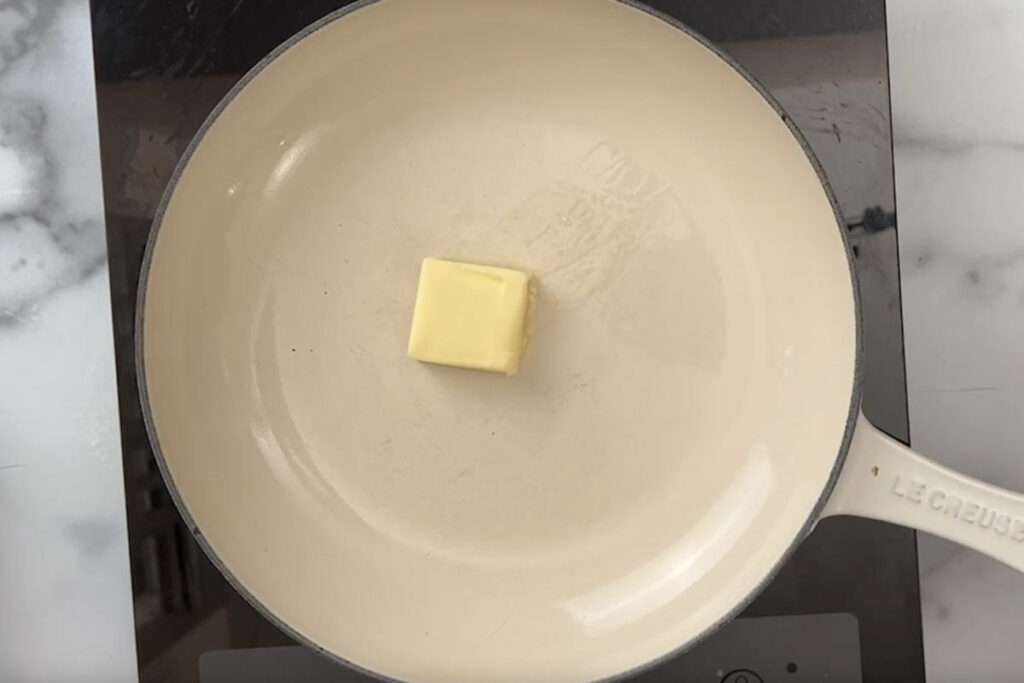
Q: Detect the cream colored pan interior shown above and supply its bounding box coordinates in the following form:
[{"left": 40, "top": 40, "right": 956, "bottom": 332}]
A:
[{"left": 140, "top": 0, "right": 858, "bottom": 680}]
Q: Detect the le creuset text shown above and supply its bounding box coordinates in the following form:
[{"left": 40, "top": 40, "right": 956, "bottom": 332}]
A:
[{"left": 890, "top": 475, "right": 1024, "bottom": 540}]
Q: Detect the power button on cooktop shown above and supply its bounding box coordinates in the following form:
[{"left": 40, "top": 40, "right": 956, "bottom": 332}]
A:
[{"left": 721, "top": 671, "right": 764, "bottom": 683}]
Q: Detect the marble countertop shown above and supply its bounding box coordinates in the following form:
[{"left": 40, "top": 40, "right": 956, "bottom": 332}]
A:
[
  {"left": 3, "top": 0, "right": 1024, "bottom": 681},
  {"left": 0, "top": 1, "right": 136, "bottom": 681},
  {"left": 889, "top": 1, "right": 1024, "bottom": 681}
]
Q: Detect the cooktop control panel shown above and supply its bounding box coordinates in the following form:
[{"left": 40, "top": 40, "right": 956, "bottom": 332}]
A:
[
  {"left": 200, "top": 613, "right": 861, "bottom": 683},
  {"left": 635, "top": 613, "right": 861, "bottom": 682}
]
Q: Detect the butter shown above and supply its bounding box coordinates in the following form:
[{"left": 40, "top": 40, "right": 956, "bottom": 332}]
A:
[{"left": 407, "top": 258, "right": 532, "bottom": 375}]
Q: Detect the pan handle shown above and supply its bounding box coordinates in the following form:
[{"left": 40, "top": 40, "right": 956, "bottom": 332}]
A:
[{"left": 823, "top": 412, "right": 1024, "bottom": 572}]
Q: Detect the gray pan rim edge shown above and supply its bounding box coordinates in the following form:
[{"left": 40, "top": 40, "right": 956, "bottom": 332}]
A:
[{"left": 133, "top": 1, "right": 865, "bottom": 681}]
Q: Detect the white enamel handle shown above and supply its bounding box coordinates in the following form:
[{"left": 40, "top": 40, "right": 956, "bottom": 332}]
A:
[{"left": 824, "top": 412, "right": 1024, "bottom": 572}]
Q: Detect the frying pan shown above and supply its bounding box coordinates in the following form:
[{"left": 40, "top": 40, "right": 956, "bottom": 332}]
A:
[{"left": 138, "top": 1, "right": 1024, "bottom": 681}]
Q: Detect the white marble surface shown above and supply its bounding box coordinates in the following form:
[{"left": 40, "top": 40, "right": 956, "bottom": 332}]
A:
[
  {"left": 0, "top": 1, "right": 137, "bottom": 681},
  {"left": 889, "top": 1, "right": 1024, "bottom": 681}
]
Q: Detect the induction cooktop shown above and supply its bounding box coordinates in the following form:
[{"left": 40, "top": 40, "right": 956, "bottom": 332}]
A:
[{"left": 92, "top": 2, "right": 921, "bottom": 681}]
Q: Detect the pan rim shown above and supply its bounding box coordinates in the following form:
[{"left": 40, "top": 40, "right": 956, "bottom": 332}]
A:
[{"left": 134, "top": 1, "right": 864, "bottom": 681}]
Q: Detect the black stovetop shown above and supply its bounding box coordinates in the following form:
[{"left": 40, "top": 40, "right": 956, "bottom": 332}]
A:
[{"left": 91, "top": 2, "right": 923, "bottom": 682}]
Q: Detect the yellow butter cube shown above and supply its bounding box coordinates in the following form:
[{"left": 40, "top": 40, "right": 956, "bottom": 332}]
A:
[{"left": 407, "top": 258, "right": 532, "bottom": 375}]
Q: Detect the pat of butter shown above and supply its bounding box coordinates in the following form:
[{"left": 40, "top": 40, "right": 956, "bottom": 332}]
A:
[{"left": 407, "top": 258, "right": 532, "bottom": 375}]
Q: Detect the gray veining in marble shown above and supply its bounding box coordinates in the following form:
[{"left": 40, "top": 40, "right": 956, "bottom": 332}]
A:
[
  {"left": 0, "top": 0, "right": 137, "bottom": 680},
  {"left": 890, "top": 1, "right": 1024, "bottom": 681},
  {"left": 0, "top": 8, "right": 106, "bottom": 318}
]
